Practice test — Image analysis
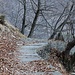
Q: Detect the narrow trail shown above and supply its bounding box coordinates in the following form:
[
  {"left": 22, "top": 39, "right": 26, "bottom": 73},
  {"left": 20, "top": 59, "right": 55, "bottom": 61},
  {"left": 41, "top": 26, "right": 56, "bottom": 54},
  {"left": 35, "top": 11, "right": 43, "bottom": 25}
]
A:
[{"left": 15, "top": 38, "right": 64, "bottom": 75}]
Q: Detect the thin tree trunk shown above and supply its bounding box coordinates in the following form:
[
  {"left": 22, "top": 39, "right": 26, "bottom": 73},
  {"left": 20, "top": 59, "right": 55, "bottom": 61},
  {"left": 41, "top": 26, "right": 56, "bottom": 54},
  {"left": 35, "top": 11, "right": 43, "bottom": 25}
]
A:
[
  {"left": 48, "top": 3, "right": 74, "bottom": 40},
  {"left": 28, "top": 9, "right": 40, "bottom": 37},
  {"left": 28, "top": 0, "right": 40, "bottom": 37},
  {"left": 62, "top": 39, "right": 75, "bottom": 55},
  {"left": 21, "top": 0, "right": 26, "bottom": 34}
]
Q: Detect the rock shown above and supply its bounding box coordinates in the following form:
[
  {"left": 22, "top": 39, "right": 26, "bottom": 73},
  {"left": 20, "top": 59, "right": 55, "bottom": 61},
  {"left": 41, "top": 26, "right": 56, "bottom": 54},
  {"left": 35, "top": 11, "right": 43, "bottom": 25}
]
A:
[{"left": 37, "top": 40, "right": 67, "bottom": 59}]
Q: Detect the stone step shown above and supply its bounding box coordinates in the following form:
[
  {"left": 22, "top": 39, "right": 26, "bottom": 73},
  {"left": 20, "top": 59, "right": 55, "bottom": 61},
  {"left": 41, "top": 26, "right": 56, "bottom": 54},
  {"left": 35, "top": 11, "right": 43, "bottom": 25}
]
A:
[
  {"left": 18, "top": 71, "right": 62, "bottom": 75},
  {"left": 18, "top": 55, "right": 42, "bottom": 62},
  {"left": 18, "top": 42, "right": 47, "bottom": 62}
]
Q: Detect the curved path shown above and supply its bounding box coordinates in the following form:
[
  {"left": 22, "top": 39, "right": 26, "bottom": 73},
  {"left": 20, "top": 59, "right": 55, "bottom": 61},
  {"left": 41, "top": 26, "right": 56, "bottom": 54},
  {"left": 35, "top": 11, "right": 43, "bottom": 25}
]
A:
[{"left": 16, "top": 38, "right": 64, "bottom": 75}]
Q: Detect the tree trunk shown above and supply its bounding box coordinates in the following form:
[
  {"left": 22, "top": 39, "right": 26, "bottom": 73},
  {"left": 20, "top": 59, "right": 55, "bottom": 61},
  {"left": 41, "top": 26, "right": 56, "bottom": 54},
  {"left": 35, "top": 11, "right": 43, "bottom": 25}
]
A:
[
  {"left": 58, "top": 38, "right": 75, "bottom": 72},
  {"left": 28, "top": 0, "right": 40, "bottom": 37},
  {"left": 55, "top": 33, "right": 64, "bottom": 41},
  {"left": 28, "top": 9, "right": 39, "bottom": 37},
  {"left": 62, "top": 39, "right": 75, "bottom": 55},
  {"left": 21, "top": 0, "right": 26, "bottom": 34}
]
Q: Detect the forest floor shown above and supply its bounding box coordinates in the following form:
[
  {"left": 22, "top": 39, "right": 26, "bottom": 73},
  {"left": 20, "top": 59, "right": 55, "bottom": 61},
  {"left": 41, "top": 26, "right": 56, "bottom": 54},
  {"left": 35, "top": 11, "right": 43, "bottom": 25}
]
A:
[
  {"left": 15, "top": 38, "right": 70, "bottom": 75},
  {"left": 0, "top": 31, "right": 70, "bottom": 75}
]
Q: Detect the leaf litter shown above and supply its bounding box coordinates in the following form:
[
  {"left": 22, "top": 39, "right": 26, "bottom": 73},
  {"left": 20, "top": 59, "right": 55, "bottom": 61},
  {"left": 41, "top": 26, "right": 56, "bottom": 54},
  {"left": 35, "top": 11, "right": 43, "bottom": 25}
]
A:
[{"left": 0, "top": 31, "right": 70, "bottom": 75}]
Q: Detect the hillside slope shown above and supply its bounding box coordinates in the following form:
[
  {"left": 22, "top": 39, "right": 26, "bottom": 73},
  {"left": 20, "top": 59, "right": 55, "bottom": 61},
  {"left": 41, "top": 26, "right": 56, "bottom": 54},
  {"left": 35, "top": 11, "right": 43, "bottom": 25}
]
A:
[
  {"left": 0, "top": 20, "right": 26, "bottom": 39},
  {"left": 0, "top": 16, "right": 27, "bottom": 75},
  {"left": 0, "top": 16, "right": 69, "bottom": 75}
]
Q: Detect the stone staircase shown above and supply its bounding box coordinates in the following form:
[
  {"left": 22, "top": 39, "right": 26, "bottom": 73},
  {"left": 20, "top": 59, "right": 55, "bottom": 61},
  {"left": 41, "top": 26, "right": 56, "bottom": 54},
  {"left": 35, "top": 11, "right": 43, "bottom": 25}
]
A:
[
  {"left": 18, "top": 42, "right": 48, "bottom": 62},
  {"left": 16, "top": 38, "right": 68, "bottom": 75}
]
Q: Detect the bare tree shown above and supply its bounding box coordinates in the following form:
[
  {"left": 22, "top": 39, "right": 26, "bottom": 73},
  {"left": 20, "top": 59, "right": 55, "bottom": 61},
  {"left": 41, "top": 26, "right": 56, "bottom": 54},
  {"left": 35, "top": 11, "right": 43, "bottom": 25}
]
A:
[
  {"left": 48, "top": 1, "right": 74, "bottom": 40},
  {"left": 28, "top": 0, "right": 41, "bottom": 37},
  {"left": 18, "top": 0, "right": 27, "bottom": 34}
]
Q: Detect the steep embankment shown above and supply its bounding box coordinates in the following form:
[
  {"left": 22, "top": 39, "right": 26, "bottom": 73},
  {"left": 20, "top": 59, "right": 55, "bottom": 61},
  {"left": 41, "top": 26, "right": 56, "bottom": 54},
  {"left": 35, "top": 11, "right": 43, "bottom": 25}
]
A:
[
  {"left": 0, "top": 20, "right": 26, "bottom": 38},
  {"left": 0, "top": 16, "right": 69, "bottom": 75},
  {"left": 0, "top": 17, "right": 26, "bottom": 75}
]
